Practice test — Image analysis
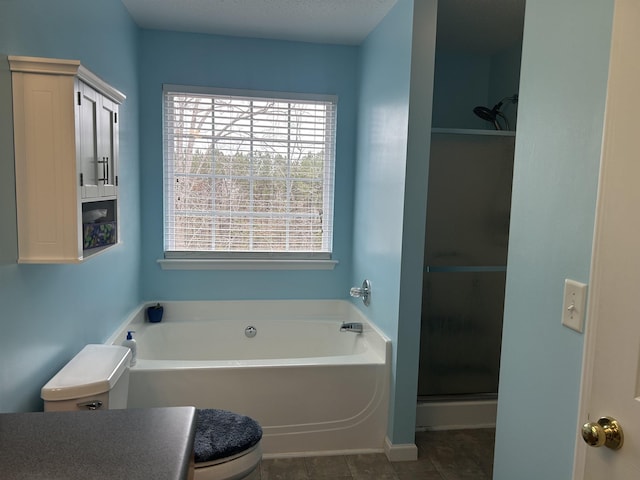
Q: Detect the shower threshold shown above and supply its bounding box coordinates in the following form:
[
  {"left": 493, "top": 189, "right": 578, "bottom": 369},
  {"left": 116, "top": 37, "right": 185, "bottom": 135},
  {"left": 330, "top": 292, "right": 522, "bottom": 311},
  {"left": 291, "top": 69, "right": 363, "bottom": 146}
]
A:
[
  {"left": 416, "top": 394, "right": 498, "bottom": 431},
  {"left": 418, "top": 393, "right": 497, "bottom": 403}
]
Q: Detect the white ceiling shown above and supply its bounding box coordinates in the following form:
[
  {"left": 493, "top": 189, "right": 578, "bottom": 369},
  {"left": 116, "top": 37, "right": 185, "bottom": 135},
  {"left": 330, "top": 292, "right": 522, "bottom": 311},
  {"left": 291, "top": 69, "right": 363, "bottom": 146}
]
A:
[
  {"left": 121, "top": 0, "right": 398, "bottom": 45},
  {"left": 121, "top": 0, "right": 525, "bottom": 51}
]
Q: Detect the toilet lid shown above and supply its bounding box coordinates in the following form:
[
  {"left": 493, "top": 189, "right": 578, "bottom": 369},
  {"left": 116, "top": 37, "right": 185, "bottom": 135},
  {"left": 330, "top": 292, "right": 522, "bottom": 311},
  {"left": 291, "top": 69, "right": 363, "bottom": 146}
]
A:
[{"left": 193, "top": 409, "right": 263, "bottom": 464}]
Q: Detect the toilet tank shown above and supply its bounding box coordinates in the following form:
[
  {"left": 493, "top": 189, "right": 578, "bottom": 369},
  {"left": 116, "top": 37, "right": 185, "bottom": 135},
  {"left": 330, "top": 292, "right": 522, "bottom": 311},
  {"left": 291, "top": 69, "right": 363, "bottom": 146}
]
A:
[{"left": 41, "top": 344, "right": 132, "bottom": 412}]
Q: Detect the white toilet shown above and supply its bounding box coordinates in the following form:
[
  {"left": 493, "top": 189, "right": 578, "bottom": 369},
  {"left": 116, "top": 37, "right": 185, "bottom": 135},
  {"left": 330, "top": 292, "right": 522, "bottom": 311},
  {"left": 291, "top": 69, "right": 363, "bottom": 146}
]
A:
[{"left": 41, "top": 344, "right": 262, "bottom": 480}]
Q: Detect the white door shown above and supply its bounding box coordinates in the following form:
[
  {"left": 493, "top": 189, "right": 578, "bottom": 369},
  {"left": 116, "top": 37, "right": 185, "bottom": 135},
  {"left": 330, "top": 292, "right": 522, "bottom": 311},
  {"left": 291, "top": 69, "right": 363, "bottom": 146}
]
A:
[{"left": 575, "top": 0, "right": 640, "bottom": 478}]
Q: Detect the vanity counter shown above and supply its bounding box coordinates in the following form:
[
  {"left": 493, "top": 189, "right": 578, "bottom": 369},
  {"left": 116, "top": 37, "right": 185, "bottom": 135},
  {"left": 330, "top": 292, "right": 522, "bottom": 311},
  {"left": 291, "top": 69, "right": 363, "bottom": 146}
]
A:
[{"left": 0, "top": 406, "right": 196, "bottom": 480}]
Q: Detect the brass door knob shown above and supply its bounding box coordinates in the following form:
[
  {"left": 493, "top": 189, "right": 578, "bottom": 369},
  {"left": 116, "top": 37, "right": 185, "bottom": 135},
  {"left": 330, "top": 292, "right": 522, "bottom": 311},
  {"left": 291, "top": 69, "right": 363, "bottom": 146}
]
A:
[{"left": 581, "top": 416, "right": 624, "bottom": 450}]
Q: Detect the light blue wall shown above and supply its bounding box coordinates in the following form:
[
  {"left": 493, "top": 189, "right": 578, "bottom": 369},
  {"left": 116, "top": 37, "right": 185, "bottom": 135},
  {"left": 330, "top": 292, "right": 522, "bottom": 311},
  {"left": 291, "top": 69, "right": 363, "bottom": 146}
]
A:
[
  {"left": 493, "top": 0, "right": 614, "bottom": 478},
  {"left": 353, "top": 0, "right": 412, "bottom": 442},
  {"left": 353, "top": 0, "right": 437, "bottom": 445},
  {"left": 396, "top": 0, "right": 438, "bottom": 444},
  {"left": 0, "top": 0, "right": 141, "bottom": 412},
  {"left": 138, "top": 31, "right": 358, "bottom": 301}
]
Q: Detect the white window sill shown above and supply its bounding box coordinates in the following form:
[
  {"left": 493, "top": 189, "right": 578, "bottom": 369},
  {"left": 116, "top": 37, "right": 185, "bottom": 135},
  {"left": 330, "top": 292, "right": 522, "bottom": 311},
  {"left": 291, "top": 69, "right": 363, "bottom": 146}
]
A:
[{"left": 157, "top": 258, "right": 338, "bottom": 271}]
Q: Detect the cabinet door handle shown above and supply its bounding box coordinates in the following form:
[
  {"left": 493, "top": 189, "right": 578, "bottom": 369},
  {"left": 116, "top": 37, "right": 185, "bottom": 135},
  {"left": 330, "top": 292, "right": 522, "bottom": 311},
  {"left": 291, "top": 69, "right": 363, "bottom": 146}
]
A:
[
  {"left": 105, "top": 160, "right": 109, "bottom": 185},
  {"left": 98, "top": 157, "right": 108, "bottom": 183}
]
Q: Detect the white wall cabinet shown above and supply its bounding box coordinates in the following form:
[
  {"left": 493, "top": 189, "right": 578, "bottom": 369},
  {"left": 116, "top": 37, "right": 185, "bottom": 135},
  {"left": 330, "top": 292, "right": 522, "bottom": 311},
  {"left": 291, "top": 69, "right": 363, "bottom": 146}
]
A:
[{"left": 9, "top": 56, "right": 125, "bottom": 263}]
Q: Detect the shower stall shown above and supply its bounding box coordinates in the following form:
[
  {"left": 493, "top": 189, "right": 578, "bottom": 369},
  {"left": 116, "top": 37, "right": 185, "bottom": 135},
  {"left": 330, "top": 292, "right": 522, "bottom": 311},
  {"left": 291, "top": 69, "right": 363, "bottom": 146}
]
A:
[
  {"left": 417, "top": 130, "right": 515, "bottom": 429},
  {"left": 417, "top": 0, "right": 525, "bottom": 430}
]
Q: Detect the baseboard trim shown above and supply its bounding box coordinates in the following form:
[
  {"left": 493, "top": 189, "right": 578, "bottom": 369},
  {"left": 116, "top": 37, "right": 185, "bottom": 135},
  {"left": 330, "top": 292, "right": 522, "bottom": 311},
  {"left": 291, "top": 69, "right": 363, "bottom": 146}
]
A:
[
  {"left": 383, "top": 436, "right": 418, "bottom": 462},
  {"left": 416, "top": 399, "right": 497, "bottom": 430}
]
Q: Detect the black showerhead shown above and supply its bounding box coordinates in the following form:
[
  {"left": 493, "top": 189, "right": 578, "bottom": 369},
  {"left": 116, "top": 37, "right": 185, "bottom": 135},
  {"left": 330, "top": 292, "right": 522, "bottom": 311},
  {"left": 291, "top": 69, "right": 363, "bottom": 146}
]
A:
[
  {"left": 473, "top": 105, "right": 497, "bottom": 122},
  {"left": 473, "top": 105, "right": 502, "bottom": 130},
  {"left": 473, "top": 94, "right": 518, "bottom": 130}
]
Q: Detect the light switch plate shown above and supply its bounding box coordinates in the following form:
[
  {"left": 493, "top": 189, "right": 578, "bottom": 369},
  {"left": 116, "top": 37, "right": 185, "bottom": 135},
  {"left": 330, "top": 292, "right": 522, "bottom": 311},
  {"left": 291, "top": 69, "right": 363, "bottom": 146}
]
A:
[{"left": 562, "top": 279, "right": 588, "bottom": 332}]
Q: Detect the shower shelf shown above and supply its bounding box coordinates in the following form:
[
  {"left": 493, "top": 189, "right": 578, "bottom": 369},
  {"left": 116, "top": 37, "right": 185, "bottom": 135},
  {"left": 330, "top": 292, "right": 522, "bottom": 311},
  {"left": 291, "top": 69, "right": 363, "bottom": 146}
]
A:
[{"left": 431, "top": 128, "right": 516, "bottom": 137}]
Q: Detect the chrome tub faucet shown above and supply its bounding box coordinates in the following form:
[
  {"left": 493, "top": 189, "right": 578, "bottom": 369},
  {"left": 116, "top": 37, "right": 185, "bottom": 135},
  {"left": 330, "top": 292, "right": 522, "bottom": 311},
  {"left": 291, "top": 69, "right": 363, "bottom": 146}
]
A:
[
  {"left": 340, "top": 322, "right": 363, "bottom": 334},
  {"left": 350, "top": 279, "right": 371, "bottom": 306}
]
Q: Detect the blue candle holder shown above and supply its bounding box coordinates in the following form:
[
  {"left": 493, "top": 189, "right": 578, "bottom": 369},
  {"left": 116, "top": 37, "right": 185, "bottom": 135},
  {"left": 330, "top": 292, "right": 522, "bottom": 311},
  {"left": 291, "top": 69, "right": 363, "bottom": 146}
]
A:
[{"left": 146, "top": 303, "right": 164, "bottom": 323}]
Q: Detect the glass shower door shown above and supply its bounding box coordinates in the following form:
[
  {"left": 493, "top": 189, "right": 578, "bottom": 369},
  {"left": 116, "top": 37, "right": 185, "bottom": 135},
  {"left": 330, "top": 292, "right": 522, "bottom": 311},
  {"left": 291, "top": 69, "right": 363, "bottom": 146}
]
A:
[{"left": 418, "top": 131, "right": 515, "bottom": 398}]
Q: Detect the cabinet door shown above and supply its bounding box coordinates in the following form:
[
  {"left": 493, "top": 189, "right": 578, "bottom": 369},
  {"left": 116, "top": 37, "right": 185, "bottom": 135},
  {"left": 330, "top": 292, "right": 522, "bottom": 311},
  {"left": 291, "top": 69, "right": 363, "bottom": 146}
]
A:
[
  {"left": 98, "top": 96, "right": 118, "bottom": 197},
  {"left": 14, "top": 72, "right": 80, "bottom": 262},
  {"left": 77, "top": 82, "right": 100, "bottom": 199}
]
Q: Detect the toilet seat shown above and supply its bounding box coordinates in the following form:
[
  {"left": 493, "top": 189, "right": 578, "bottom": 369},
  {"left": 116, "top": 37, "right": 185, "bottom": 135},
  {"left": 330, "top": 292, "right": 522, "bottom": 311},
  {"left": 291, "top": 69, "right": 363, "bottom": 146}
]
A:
[{"left": 193, "top": 409, "right": 263, "bottom": 480}]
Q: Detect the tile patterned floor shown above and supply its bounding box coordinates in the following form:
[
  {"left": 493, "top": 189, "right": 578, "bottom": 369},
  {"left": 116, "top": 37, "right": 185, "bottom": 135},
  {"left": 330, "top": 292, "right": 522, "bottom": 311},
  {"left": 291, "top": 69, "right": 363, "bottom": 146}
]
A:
[{"left": 253, "top": 428, "right": 495, "bottom": 480}]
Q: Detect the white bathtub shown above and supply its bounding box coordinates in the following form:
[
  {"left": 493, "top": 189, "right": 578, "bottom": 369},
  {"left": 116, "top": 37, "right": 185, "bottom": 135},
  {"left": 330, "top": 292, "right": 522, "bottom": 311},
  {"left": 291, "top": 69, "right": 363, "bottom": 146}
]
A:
[{"left": 107, "top": 300, "right": 390, "bottom": 457}]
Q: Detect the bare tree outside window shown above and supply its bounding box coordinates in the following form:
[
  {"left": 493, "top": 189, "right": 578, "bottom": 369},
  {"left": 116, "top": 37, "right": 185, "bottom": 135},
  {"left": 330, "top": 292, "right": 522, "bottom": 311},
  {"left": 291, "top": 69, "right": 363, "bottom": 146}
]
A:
[{"left": 164, "top": 88, "right": 336, "bottom": 256}]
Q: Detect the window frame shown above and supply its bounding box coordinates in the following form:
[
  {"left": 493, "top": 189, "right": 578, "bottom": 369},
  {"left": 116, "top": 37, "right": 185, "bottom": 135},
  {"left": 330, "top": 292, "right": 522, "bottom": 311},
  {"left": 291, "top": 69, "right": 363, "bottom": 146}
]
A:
[{"left": 160, "top": 84, "right": 338, "bottom": 271}]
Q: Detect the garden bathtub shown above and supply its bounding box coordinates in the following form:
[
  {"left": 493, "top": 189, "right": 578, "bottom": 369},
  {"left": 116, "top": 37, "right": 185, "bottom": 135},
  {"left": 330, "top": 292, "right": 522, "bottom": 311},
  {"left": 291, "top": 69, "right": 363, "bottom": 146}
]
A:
[{"left": 108, "top": 300, "right": 390, "bottom": 456}]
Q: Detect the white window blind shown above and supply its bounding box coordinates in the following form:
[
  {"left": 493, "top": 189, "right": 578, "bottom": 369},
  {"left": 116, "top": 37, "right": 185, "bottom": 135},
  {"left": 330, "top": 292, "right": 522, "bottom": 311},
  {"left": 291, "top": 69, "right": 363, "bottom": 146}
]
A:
[{"left": 163, "top": 86, "right": 336, "bottom": 258}]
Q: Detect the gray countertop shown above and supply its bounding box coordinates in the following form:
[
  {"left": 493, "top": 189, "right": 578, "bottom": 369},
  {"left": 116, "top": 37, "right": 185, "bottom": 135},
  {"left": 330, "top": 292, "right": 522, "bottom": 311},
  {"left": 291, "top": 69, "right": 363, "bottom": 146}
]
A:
[{"left": 0, "top": 406, "right": 196, "bottom": 480}]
